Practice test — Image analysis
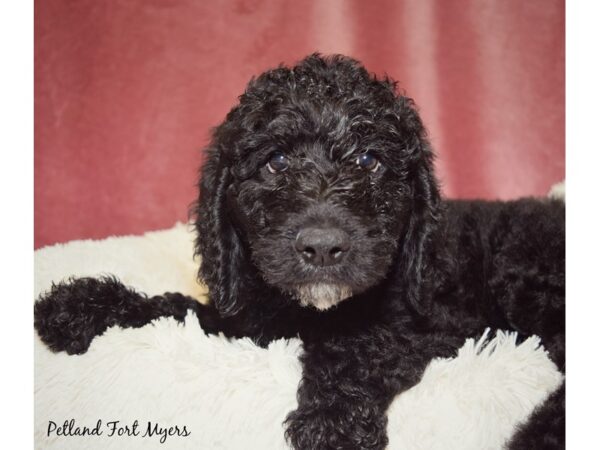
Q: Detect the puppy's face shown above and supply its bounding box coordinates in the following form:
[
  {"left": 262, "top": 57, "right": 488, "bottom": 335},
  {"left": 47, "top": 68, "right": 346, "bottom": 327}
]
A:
[{"left": 218, "top": 57, "right": 423, "bottom": 310}]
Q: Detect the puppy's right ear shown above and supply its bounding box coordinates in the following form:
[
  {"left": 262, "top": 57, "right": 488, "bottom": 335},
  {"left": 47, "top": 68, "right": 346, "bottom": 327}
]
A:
[{"left": 194, "top": 146, "right": 247, "bottom": 317}]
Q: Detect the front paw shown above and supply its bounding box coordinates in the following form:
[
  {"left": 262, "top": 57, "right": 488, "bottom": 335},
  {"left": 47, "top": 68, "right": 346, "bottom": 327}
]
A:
[
  {"left": 34, "top": 277, "right": 120, "bottom": 355},
  {"left": 285, "top": 405, "right": 388, "bottom": 450}
]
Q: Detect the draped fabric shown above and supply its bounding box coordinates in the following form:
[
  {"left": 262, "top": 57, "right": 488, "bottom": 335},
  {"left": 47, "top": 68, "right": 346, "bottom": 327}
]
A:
[{"left": 35, "top": 0, "right": 564, "bottom": 248}]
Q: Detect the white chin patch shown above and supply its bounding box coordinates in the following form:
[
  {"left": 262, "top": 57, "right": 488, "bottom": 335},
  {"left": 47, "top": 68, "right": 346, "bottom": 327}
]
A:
[{"left": 295, "top": 283, "right": 353, "bottom": 310}]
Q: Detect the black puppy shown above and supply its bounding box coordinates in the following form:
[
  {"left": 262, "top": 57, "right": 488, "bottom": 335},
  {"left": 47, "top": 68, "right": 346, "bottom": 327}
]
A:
[{"left": 35, "top": 54, "right": 564, "bottom": 449}]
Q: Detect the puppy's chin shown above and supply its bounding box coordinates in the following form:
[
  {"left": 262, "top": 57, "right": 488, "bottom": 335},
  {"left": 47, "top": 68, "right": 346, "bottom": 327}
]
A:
[{"left": 294, "top": 283, "right": 353, "bottom": 310}]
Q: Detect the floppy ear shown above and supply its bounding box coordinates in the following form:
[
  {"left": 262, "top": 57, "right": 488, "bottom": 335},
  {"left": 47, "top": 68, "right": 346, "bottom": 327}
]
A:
[
  {"left": 397, "top": 100, "right": 442, "bottom": 317},
  {"left": 194, "top": 146, "right": 248, "bottom": 317}
]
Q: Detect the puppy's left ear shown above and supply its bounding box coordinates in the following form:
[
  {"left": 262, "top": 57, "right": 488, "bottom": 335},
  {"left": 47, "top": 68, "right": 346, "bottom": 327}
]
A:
[{"left": 397, "top": 99, "right": 442, "bottom": 317}]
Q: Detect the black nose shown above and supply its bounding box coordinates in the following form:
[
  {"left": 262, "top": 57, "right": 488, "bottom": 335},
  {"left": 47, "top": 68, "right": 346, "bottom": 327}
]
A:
[{"left": 295, "top": 227, "right": 351, "bottom": 266}]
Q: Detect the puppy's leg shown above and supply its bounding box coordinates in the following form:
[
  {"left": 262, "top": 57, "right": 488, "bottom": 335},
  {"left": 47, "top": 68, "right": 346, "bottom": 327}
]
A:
[
  {"left": 491, "top": 271, "right": 564, "bottom": 448},
  {"left": 500, "top": 326, "right": 564, "bottom": 449},
  {"left": 505, "top": 382, "right": 565, "bottom": 449},
  {"left": 285, "top": 329, "right": 460, "bottom": 450},
  {"left": 34, "top": 276, "right": 224, "bottom": 355}
]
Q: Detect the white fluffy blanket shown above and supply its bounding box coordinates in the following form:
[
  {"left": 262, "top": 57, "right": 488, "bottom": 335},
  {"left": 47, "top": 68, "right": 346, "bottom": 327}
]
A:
[{"left": 34, "top": 223, "right": 563, "bottom": 450}]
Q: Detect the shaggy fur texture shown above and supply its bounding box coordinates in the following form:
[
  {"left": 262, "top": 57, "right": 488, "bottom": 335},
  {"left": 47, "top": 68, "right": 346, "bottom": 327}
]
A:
[
  {"left": 33, "top": 225, "right": 563, "bottom": 449},
  {"left": 35, "top": 54, "right": 565, "bottom": 449}
]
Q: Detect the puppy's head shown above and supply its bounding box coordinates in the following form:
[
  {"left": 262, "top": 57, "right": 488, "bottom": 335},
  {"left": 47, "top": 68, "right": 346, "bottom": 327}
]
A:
[{"left": 195, "top": 54, "right": 439, "bottom": 316}]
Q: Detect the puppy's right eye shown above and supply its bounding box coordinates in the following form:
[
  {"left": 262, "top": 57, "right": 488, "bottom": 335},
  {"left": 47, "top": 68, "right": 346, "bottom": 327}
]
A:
[
  {"left": 267, "top": 153, "right": 289, "bottom": 173},
  {"left": 356, "top": 153, "right": 381, "bottom": 172}
]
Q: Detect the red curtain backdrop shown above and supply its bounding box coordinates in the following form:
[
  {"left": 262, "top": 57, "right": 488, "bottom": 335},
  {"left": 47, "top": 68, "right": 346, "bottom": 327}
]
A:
[{"left": 35, "top": 0, "right": 564, "bottom": 249}]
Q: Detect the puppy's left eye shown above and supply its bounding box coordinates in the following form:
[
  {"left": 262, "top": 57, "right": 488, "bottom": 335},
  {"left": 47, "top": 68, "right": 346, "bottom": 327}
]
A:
[
  {"left": 356, "top": 153, "right": 381, "bottom": 172},
  {"left": 267, "top": 152, "right": 289, "bottom": 173}
]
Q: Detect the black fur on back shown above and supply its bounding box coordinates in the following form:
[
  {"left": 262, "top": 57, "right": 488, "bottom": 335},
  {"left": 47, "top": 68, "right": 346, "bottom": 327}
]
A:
[{"left": 35, "top": 54, "right": 564, "bottom": 449}]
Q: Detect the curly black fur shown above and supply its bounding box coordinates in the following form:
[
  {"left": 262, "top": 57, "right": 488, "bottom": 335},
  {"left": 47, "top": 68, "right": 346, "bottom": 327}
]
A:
[
  {"left": 35, "top": 276, "right": 211, "bottom": 354},
  {"left": 35, "top": 54, "right": 564, "bottom": 449}
]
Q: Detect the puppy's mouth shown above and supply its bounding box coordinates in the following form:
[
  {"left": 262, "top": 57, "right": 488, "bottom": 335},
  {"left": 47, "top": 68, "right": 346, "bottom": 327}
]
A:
[{"left": 292, "top": 282, "right": 353, "bottom": 310}]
